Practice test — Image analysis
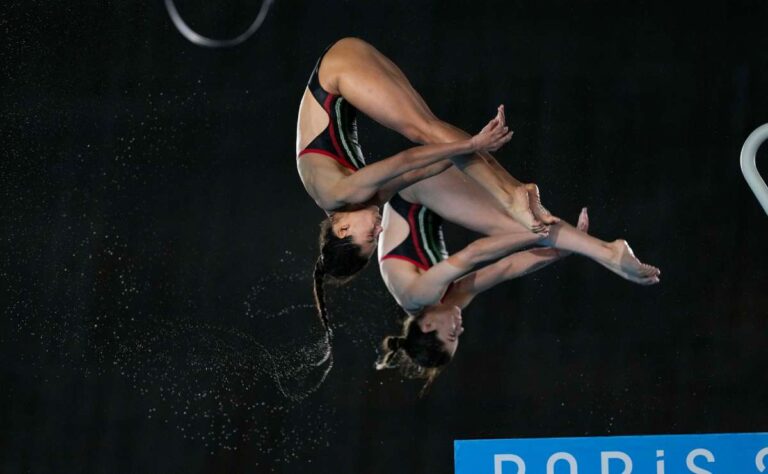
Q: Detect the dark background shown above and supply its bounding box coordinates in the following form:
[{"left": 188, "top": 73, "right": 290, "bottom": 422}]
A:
[{"left": 2, "top": 0, "right": 767, "bottom": 472}]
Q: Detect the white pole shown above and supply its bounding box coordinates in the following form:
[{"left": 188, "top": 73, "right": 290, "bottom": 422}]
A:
[{"left": 740, "top": 124, "right": 768, "bottom": 216}]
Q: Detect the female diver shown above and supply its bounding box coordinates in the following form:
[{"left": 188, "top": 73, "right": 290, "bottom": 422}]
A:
[
  {"left": 372, "top": 166, "right": 660, "bottom": 392},
  {"left": 297, "top": 38, "right": 560, "bottom": 336}
]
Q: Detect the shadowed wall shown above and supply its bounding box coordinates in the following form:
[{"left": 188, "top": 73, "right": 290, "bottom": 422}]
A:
[{"left": 2, "top": 0, "right": 767, "bottom": 472}]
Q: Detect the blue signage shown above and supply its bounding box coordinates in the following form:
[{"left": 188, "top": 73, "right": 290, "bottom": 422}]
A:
[{"left": 455, "top": 432, "right": 768, "bottom": 474}]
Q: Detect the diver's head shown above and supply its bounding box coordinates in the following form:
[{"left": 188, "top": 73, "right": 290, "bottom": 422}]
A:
[
  {"left": 327, "top": 205, "right": 383, "bottom": 260},
  {"left": 375, "top": 303, "right": 464, "bottom": 395},
  {"left": 316, "top": 206, "right": 381, "bottom": 282},
  {"left": 415, "top": 303, "right": 464, "bottom": 357}
]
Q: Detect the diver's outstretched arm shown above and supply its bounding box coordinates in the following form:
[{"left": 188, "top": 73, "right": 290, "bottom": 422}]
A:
[
  {"left": 393, "top": 231, "right": 547, "bottom": 312},
  {"left": 445, "top": 248, "right": 565, "bottom": 310},
  {"left": 330, "top": 111, "right": 512, "bottom": 206},
  {"left": 443, "top": 209, "right": 590, "bottom": 309}
]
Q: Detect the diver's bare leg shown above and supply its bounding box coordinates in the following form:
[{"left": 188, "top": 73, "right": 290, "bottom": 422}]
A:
[{"left": 404, "top": 167, "right": 660, "bottom": 284}]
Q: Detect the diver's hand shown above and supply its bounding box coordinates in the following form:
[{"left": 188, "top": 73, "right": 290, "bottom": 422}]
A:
[{"left": 470, "top": 105, "right": 514, "bottom": 152}]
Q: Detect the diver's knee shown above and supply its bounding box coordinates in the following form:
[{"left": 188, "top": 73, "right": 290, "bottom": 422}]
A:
[{"left": 335, "top": 37, "right": 374, "bottom": 52}]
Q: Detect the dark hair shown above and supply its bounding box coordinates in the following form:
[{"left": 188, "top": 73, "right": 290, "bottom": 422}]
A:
[
  {"left": 312, "top": 216, "right": 371, "bottom": 340},
  {"left": 375, "top": 313, "right": 452, "bottom": 396}
]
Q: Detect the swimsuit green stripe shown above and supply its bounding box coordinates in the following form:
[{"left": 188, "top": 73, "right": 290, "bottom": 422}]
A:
[
  {"left": 426, "top": 211, "right": 448, "bottom": 264},
  {"left": 425, "top": 211, "right": 439, "bottom": 265},
  {"left": 335, "top": 98, "right": 361, "bottom": 169},
  {"left": 418, "top": 207, "right": 438, "bottom": 266},
  {"left": 436, "top": 226, "right": 448, "bottom": 260},
  {"left": 424, "top": 211, "right": 445, "bottom": 264}
]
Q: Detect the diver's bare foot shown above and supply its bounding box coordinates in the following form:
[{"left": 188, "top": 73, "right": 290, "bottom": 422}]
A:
[
  {"left": 601, "top": 239, "right": 661, "bottom": 285},
  {"left": 526, "top": 183, "right": 561, "bottom": 226},
  {"left": 505, "top": 185, "right": 546, "bottom": 233}
]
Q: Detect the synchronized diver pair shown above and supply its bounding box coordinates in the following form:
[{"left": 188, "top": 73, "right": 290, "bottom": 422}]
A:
[{"left": 295, "top": 38, "right": 660, "bottom": 391}]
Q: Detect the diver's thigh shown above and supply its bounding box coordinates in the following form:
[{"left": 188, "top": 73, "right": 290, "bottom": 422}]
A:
[
  {"left": 323, "top": 39, "right": 440, "bottom": 142},
  {"left": 403, "top": 168, "right": 530, "bottom": 236}
]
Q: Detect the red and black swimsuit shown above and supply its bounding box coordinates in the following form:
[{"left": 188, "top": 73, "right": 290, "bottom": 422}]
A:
[
  {"left": 298, "top": 45, "right": 366, "bottom": 171},
  {"left": 380, "top": 194, "right": 449, "bottom": 271}
]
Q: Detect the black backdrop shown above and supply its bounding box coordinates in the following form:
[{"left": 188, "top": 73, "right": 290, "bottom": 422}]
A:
[{"left": 2, "top": 0, "right": 768, "bottom": 472}]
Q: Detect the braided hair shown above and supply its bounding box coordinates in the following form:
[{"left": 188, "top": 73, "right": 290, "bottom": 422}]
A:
[
  {"left": 375, "top": 313, "right": 452, "bottom": 396},
  {"left": 312, "top": 216, "right": 372, "bottom": 340}
]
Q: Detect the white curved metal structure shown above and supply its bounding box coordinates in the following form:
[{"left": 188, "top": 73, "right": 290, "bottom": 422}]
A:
[
  {"left": 740, "top": 124, "right": 768, "bottom": 216},
  {"left": 164, "top": 0, "right": 274, "bottom": 48}
]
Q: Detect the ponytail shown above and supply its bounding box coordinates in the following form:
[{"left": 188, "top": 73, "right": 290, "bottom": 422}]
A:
[
  {"left": 374, "top": 314, "right": 452, "bottom": 396},
  {"left": 375, "top": 335, "right": 406, "bottom": 370},
  {"left": 312, "top": 257, "right": 333, "bottom": 340}
]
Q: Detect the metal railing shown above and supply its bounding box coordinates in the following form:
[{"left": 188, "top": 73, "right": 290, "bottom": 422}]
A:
[{"left": 740, "top": 124, "right": 768, "bottom": 216}]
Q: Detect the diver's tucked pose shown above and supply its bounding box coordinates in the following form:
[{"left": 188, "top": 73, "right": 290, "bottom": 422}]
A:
[
  {"left": 372, "top": 166, "right": 660, "bottom": 390},
  {"left": 297, "top": 38, "right": 555, "bottom": 230},
  {"left": 375, "top": 208, "right": 593, "bottom": 392},
  {"left": 297, "top": 38, "right": 558, "bottom": 327}
]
